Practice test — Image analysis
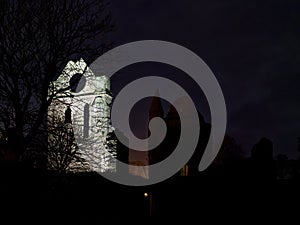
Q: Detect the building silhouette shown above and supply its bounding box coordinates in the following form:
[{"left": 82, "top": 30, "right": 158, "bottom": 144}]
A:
[{"left": 148, "top": 94, "right": 211, "bottom": 178}]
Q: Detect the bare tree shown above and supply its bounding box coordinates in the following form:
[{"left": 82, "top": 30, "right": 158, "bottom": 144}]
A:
[
  {"left": 0, "top": 0, "right": 114, "bottom": 161},
  {"left": 44, "top": 58, "right": 117, "bottom": 173},
  {"left": 47, "top": 114, "right": 81, "bottom": 173}
]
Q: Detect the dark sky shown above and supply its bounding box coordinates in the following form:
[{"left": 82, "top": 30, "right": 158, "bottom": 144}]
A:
[{"left": 107, "top": 0, "right": 300, "bottom": 158}]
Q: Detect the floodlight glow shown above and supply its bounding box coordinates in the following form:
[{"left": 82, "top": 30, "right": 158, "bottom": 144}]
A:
[{"left": 47, "top": 59, "right": 117, "bottom": 173}]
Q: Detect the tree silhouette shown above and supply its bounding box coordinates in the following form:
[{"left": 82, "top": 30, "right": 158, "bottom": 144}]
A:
[
  {"left": 47, "top": 110, "right": 83, "bottom": 173},
  {"left": 215, "top": 134, "right": 244, "bottom": 165},
  {"left": 45, "top": 59, "right": 117, "bottom": 173},
  {"left": 0, "top": 0, "right": 113, "bottom": 162},
  {"left": 251, "top": 137, "right": 276, "bottom": 180}
]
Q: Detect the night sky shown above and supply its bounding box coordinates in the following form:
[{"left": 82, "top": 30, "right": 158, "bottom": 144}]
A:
[{"left": 107, "top": 0, "right": 300, "bottom": 158}]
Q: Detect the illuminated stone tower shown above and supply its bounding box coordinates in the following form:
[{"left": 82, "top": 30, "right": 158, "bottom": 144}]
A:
[{"left": 48, "top": 59, "right": 116, "bottom": 173}]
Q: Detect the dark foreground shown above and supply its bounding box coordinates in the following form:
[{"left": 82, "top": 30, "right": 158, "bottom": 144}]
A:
[{"left": 1, "top": 163, "right": 299, "bottom": 224}]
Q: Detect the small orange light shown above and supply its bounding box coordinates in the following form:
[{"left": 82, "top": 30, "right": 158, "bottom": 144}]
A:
[{"left": 144, "top": 192, "right": 148, "bottom": 197}]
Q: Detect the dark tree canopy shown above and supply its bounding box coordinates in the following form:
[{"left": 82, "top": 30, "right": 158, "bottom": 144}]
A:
[{"left": 0, "top": 0, "right": 114, "bottom": 161}]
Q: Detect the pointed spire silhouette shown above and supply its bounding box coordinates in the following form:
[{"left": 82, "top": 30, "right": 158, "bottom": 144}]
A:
[{"left": 149, "top": 89, "right": 164, "bottom": 121}]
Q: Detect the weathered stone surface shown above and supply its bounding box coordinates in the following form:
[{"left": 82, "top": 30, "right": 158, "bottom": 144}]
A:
[{"left": 48, "top": 59, "right": 116, "bottom": 173}]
